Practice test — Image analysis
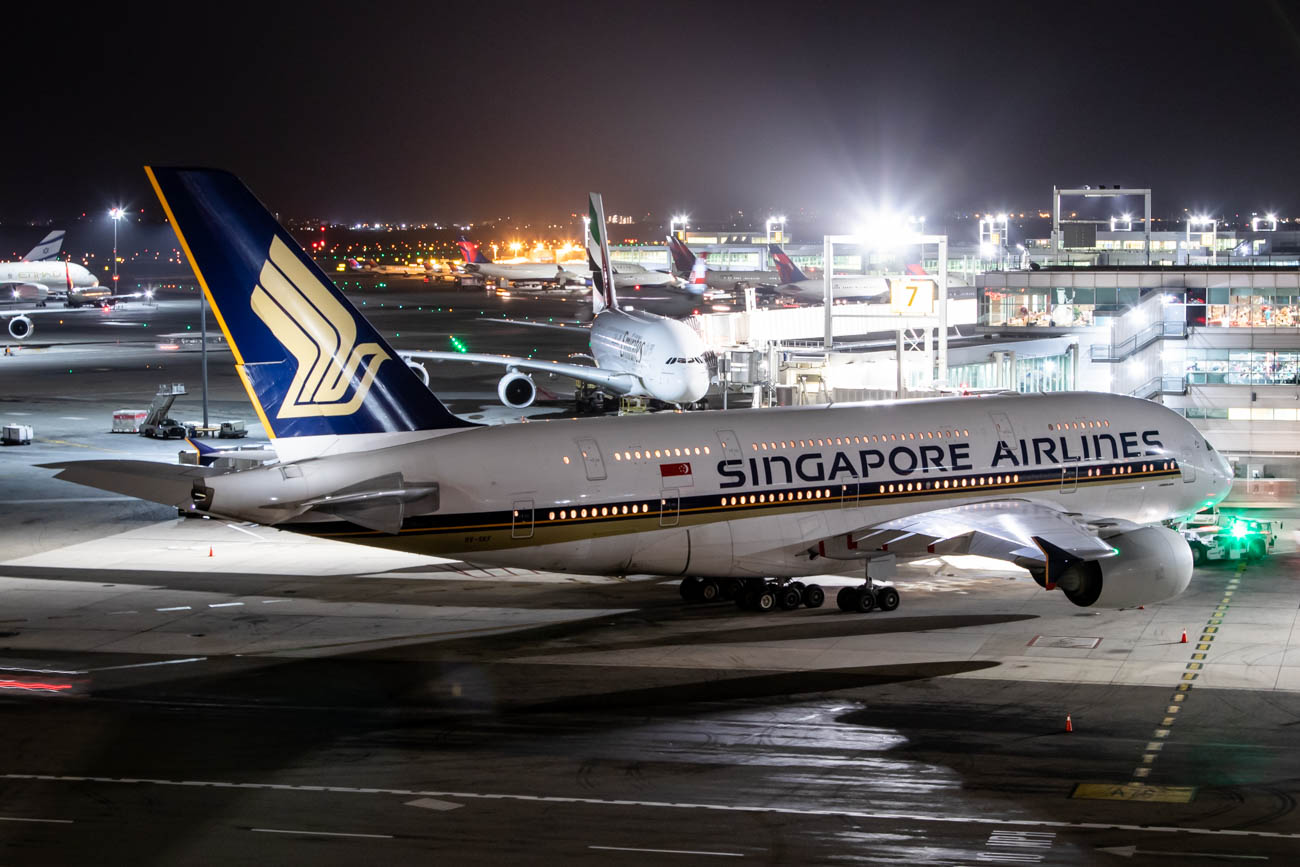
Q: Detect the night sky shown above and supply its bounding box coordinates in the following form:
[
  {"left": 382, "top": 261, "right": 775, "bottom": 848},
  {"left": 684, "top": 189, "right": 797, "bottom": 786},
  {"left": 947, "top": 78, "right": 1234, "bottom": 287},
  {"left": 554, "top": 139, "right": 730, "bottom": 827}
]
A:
[{"left": 7, "top": 0, "right": 1300, "bottom": 225}]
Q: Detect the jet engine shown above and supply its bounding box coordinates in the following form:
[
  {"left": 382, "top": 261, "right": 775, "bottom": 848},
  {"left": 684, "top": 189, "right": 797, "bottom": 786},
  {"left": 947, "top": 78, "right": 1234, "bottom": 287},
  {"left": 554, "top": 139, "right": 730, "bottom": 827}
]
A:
[
  {"left": 1054, "top": 526, "right": 1192, "bottom": 609},
  {"left": 405, "top": 359, "right": 430, "bottom": 387},
  {"left": 8, "top": 315, "right": 33, "bottom": 340},
  {"left": 497, "top": 371, "right": 537, "bottom": 408}
]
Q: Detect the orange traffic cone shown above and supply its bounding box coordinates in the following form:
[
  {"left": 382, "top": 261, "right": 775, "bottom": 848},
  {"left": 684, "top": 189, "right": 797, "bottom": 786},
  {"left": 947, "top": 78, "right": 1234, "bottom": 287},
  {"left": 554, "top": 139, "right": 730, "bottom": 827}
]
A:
[
  {"left": 1065, "top": 714, "right": 1073, "bottom": 733},
  {"left": 208, "top": 546, "right": 213, "bottom": 558},
  {"left": 1180, "top": 629, "right": 1187, "bottom": 644}
]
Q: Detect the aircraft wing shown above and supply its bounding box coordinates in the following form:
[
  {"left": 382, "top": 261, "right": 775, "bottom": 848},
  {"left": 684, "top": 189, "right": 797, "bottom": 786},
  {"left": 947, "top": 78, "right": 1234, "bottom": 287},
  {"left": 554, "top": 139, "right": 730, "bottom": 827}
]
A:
[
  {"left": 813, "top": 500, "right": 1130, "bottom": 585},
  {"left": 41, "top": 460, "right": 222, "bottom": 507},
  {"left": 400, "top": 351, "right": 643, "bottom": 395}
]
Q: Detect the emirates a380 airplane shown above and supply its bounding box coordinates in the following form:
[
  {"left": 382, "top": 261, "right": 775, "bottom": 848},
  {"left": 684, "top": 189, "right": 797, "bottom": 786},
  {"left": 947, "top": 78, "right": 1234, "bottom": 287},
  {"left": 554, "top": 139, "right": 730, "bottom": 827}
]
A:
[{"left": 47, "top": 167, "right": 1232, "bottom": 615}]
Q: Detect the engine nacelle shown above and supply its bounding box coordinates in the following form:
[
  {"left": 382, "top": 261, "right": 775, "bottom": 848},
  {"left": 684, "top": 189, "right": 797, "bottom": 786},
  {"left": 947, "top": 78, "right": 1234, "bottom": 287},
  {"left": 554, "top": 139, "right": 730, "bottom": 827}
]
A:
[
  {"left": 8, "top": 315, "right": 33, "bottom": 340},
  {"left": 405, "top": 359, "right": 430, "bottom": 387},
  {"left": 497, "top": 371, "right": 536, "bottom": 408},
  {"left": 1056, "top": 526, "right": 1192, "bottom": 609}
]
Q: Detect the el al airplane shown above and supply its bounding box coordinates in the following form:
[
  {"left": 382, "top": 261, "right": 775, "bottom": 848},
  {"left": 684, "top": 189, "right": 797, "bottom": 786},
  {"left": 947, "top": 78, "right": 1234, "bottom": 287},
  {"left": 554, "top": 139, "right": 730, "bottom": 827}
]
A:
[
  {"left": 46, "top": 167, "right": 1231, "bottom": 615},
  {"left": 403, "top": 196, "right": 711, "bottom": 410},
  {"left": 458, "top": 237, "right": 678, "bottom": 290},
  {"left": 667, "top": 235, "right": 778, "bottom": 294},
  {"left": 0, "top": 231, "right": 101, "bottom": 306}
]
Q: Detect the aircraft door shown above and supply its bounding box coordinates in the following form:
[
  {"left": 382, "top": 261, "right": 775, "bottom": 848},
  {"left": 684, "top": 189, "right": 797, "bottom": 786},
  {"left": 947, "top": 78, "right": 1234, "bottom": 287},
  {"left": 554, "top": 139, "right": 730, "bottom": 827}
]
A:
[
  {"left": 989, "top": 412, "right": 1016, "bottom": 448},
  {"left": 576, "top": 437, "right": 607, "bottom": 481},
  {"left": 839, "top": 481, "right": 859, "bottom": 507},
  {"left": 1060, "top": 460, "right": 1078, "bottom": 493},
  {"left": 659, "top": 488, "right": 680, "bottom": 527},
  {"left": 511, "top": 499, "right": 534, "bottom": 539},
  {"left": 716, "top": 429, "right": 743, "bottom": 462},
  {"left": 1183, "top": 439, "right": 1198, "bottom": 484}
]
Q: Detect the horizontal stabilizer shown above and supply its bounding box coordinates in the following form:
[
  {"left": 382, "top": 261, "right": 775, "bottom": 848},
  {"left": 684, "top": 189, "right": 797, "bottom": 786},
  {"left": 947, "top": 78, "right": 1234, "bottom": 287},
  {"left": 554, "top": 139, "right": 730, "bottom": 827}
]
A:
[
  {"left": 295, "top": 473, "right": 438, "bottom": 534},
  {"left": 41, "top": 460, "right": 221, "bottom": 507}
]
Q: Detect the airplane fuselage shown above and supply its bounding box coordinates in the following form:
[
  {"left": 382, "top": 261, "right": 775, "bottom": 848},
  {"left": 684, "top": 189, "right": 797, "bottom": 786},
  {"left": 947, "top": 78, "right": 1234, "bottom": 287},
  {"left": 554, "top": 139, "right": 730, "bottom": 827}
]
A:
[
  {"left": 199, "top": 393, "right": 1230, "bottom": 579},
  {"left": 589, "top": 308, "right": 710, "bottom": 403},
  {"left": 0, "top": 261, "right": 98, "bottom": 303}
]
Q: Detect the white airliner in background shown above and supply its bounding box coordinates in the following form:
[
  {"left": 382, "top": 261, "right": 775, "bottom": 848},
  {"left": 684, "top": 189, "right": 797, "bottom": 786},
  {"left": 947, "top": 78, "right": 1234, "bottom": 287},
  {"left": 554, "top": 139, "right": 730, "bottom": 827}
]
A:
[
  {"left": 458, "top": 237, "right": 678, "bottom": 290},
  {"left": 769, "top": 244, "right": 891, "bottom": 303},
  {"left": 405, "top": 195, "right": 711, "bottom": 409},
  {"left": 0, "top": 231, "right": 101, "bottom": 306},
  {"left": 667, "top": 235, "right": 778, "bottom": 293},
  {"left": 48, "top": 166, "right": 1232, "bottom": 618},
  {"left": 346, "top": 257, "right": 440, "bottom": 277}
]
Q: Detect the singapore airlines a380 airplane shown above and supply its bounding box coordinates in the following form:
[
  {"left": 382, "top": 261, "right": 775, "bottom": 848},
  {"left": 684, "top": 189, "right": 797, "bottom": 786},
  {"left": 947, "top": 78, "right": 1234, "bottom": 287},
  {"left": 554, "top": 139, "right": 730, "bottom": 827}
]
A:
[{"left": 47, "top": 167, "right": 1232, "bottom": 615}]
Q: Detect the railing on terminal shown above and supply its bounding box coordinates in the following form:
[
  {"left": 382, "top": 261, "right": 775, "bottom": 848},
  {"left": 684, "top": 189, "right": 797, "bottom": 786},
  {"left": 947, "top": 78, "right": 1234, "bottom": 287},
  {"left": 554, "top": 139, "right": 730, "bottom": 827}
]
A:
[
  {"left": 1131, "top": 375, "right": 1187, "bottom": 399},
  {"left": 1090, "top": 320, "right": 1187, "bottom": 362}
]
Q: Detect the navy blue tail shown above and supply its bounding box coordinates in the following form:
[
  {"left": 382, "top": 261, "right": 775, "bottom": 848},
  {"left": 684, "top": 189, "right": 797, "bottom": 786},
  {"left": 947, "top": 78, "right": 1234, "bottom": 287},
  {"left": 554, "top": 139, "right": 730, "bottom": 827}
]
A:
[{"left": 147, "top": 167, "right": 472, "bottom": 439}]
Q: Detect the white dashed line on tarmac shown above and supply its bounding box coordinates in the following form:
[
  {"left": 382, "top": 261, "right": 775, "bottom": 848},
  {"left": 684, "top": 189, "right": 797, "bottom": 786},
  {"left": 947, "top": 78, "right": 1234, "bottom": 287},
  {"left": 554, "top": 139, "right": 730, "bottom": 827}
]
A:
[{"left": 7, "top": 774, "right": 1300, "bottom": 842}]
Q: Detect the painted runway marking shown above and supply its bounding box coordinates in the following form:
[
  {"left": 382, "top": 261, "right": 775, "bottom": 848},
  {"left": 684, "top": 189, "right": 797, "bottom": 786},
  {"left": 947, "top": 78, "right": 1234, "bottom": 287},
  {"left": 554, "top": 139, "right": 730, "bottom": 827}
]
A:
[
  {"left": 58, "top": 417, "right": 89, "bottom": 421},
  {"left": 209, "top": 602, "right": 244, "bottom": 608},
  {"left": 405, "top": 797, "right": 463, "bottom": 812},
  {"left": 156, "top": 606, "right": 192, "bottom": 612},
  {"left": 90, "top": 657, "right": 207, "bottom": 673},
  {"left": 0, "top": 816, "right": 73, "bottom": 824},
  {"left": 6, "top": 774, "right": 1300, "bottom": 841},
  {"left": 224, "top": 523, "right": 264, "bottom": 540},
  {"left": 251, "top": 828, "right": 392, "bottom": 839},
  {"left": 590, "top": 846, "right": 743, "bottom": 857}
]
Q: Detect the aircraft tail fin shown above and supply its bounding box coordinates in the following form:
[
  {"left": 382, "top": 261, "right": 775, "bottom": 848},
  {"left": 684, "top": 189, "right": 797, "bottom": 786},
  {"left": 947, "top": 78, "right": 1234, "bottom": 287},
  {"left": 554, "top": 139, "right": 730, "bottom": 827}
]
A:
[
  {"left": 666, "top": 235, "right": 695, "bottom": 277},
  {"left": 688, "top": 256, "right": 708, "bottom": 295},
  {"left": 23, "top": 230, "right": 65, "bottom": 262},
  {"left": 457, "top": 237, "right": 491, "bottom": 264},
  {"left": 769, "top": 244, "right": 808, "bottom": 283},
  {"left": 586, "top": 193, "right": 618, "bottom": 314},
  {"left": 145, "top": 166, "right": 473, "bottom": 442}
]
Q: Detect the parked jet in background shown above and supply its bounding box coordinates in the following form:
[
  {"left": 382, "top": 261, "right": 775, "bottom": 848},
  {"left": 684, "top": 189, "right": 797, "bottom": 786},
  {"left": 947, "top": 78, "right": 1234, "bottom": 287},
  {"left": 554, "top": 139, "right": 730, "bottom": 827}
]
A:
[
  {"left": 769, "top": 244, "right": 890, "bottom": 303},
  {"left": 47, "top": 166, "right": 1233, "bottom": 618},
  {"left": 0, "top": 231, "right": 101, "bottom": 305},
  {"left": 667, "top": 236, "right": 777, "bottom": 293},
  {"left": 346, "top": 257, "right": 438, "bottom": 277},
  {"left": 409, "top": 197, "right": 711, "bottom": 409},
  {"left": 458, "top": 237, "right": 678, "bottom": 290}
]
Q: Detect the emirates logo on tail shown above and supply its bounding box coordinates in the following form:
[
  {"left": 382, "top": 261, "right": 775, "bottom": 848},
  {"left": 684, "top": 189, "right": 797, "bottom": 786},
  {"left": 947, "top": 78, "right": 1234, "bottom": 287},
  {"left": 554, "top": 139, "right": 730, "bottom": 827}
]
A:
[{"left": 250, "top": 236, "right": 390, "bottom": 418}]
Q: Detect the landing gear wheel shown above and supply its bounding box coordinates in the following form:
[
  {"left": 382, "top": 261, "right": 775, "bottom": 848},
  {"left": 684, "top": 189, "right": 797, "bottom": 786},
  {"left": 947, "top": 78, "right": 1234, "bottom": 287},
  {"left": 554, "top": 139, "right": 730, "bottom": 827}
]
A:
[
  {"left": 1191, "top": 543, "right": 1207, "bottom": 567},
  {"left": 874, "top": 586, "right": 900, "bottom": 612},
  {"left": 803, "top": 584, "right": 825, "bottom": 609},
  {"left": 754, "top": 586, "right": 778, "bottom": 612},
  {"left": 853, "top": 588, "right": 877, "bottom": 613},
  {"left": 836, "top": 586, "right": 858, "bottom": 612},
  {"left": 698, "top": 579, "right": 722, "bottom": 602},
  {"left": 777, "top": 586, "right": 803, "bottom": 610},
  {"left": 721, "top": 579, "right": 742, "bottom": 601},
  {"left": 738, "top": 588, "right": 759, "bottom": 610},
  {"left": 1248, "top": 538, "right": 1266, "bottom": 561},
  {"left": 680, "top": 578, "right": 701, "bottom": 602}
]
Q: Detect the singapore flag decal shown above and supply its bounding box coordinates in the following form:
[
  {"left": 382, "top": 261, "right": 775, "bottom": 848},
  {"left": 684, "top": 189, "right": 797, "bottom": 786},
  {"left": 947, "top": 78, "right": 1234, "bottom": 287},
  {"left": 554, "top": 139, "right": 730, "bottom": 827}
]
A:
[{"left": 660, "top": 461, "right": 693, "bottom": 487}]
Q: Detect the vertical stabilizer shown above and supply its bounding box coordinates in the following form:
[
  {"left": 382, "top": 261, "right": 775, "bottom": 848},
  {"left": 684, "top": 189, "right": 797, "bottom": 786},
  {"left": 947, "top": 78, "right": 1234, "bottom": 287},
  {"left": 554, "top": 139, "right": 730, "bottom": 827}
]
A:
[
  {"left": 586, "top": 193, "right": 618, "bottom": 314},
  {"left": 23, "top": 230, "right": 65, "bottom": 262}
]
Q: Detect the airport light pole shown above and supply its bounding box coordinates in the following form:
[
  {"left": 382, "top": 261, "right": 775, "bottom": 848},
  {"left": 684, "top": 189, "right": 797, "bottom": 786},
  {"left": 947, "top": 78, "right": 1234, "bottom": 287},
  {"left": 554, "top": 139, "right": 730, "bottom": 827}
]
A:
[
  {"left": 669, "top": 215, "right": 688, "bottom": 241},
  {"left": 1187, "top": 215, "right": 1218, "bottom": 265},
  {"left": 109, "top": 207, "right": 125, "bottom": 287}
]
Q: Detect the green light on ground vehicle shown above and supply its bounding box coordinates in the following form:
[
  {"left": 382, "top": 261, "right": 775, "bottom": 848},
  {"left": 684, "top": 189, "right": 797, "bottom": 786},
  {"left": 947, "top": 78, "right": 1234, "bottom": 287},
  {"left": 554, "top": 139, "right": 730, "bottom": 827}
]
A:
[{"left": 1230, "top": 521, "right": 1249, "bottom": 538}]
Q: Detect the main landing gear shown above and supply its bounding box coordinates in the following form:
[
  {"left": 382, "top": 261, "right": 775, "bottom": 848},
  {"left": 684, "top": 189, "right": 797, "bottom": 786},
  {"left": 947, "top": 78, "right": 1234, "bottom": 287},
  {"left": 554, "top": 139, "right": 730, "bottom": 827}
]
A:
[
  {"left": 678, "top": 577, "right": 825, "bottom": 612},
  {"left": 834, "top": 553, "right": 901, "bottom": 614}
]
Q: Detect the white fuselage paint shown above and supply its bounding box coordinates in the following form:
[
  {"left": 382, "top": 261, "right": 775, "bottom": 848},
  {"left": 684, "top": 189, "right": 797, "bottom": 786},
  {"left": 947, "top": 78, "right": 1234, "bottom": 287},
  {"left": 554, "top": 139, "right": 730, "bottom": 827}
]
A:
[
  {"left": 589, "top": 308, "right": 710, "bottom": 404},
  {"left": 778, "top": 276, "right": 890, "bottom": 303},
  {"left": 466, "top": 261, "right": 675, "bottom": 288},
  {"left": 0, "top": 261, "right": 98, "bottom": 302},
  {"left": 209, "top": 393, "right": 1231, "bottom": 581}
]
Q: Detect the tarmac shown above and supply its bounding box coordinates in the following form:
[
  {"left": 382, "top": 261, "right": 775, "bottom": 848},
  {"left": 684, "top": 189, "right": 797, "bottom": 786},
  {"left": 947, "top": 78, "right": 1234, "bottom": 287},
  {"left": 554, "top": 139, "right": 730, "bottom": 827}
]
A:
[{"left": 1, "top": 280, "right": 1299, "bottom": 864}]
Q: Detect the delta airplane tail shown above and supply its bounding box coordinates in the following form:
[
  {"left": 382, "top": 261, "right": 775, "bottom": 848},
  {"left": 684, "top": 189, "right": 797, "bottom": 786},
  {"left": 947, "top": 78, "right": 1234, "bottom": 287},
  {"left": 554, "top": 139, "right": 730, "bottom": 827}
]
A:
[
  {"left": 23, "top": 230, "right": 65, "bottom": 262},
  {"left": 457, "top": 237, "right": 491, "bottom": 264},
  {"left": 688, "top": 255, "right": 708, "bottom": 295},
  {"left": 145, "top": 167, "right": 472, "bottom": 446},
  {"left": 769, "top": 244, "right": 808, "bottom": 283},
  {"left": 666, "top": 235, "right": 695, "bottom": 278},
  {"left": 585, "top": 193, "right": 618, "bottom": 315}
]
